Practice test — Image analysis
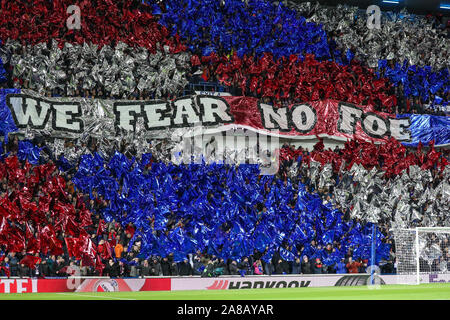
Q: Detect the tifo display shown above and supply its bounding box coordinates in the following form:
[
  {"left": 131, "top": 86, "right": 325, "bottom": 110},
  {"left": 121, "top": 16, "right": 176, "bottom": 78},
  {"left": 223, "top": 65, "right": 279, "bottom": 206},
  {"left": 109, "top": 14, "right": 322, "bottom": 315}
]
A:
[{"left": 0, "top": 0, "right": 448, "bottom": 296}]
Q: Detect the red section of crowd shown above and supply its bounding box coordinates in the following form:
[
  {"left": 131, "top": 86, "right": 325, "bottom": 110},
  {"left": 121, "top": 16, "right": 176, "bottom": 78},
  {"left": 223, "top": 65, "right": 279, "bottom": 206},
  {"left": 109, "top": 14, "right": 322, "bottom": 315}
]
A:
[
  {"left": 280, "top": 139, "right": 448, "bottom": 178},
  {"left": 0, "top": 156, "right": 106, "bottom": 274},
  {"left": 0, "top": 0, "right": 185, "bottom": 53},
  {"left": 195, "top": 52, "right": 398, "bottom": 112}
]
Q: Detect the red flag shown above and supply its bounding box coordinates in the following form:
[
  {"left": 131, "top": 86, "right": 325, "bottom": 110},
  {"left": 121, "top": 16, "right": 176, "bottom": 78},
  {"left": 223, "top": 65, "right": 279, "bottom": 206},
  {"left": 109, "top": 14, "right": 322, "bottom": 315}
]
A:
[
  {"left": 19, "top": 255, "right": 41, "bottom": 269},
  {"left": 190, "top": 55, "right": 201, "bottom": 66},
  {"left": 79, "top": 208, "right": 93, "bottom": 227},
  {"left": 65, "top": 237, "right": 82, "bottom": 259},
  {"left": 101, "top": 241, "right": 113, "bottom": 260},
  {"left": 39, "top": 225, "right": 63, "bottom": 256},
  {"left": 26, "top": 223, "right": 40, "bottom": 254},
  {"left": 95, "top": 254, "right": 105, "bottom": 276},
  {"left": 80, "top": 235, "right": 97, "bottom": 266},
  {"left": 97, "top": 219, "right": 106, "bottom": 236},
  {"left": 201, "top": 67, "right": 210, "bottom": 81}
]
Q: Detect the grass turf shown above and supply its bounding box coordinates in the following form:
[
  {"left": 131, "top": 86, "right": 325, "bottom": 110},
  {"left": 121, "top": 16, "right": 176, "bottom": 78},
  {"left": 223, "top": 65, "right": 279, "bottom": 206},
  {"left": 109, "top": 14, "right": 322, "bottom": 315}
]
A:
[{"left": 0, "top": 283, "right": 448, "bottom": 300}]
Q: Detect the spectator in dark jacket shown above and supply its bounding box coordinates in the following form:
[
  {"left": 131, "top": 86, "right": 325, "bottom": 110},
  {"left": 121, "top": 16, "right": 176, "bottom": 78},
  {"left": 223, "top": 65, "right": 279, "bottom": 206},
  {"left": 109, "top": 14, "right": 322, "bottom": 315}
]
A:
[
  {"left": 216, "top": 258, "right": 228, "bottom": 275},
  {"left": 117, "top": 260, "right": 129, "bottom": 277},
  {"left": 46, "top": 255, "right": 56, "bottom": 276},
  {"left": 274, "top": 259, "right": 284, "bottom": 274},
  {"left": 313, "top": 258, "right": 323, "bottom": 274},
  {"left": 178, "top": 259, "right": 192, "bottom": 276},
  {"left": 104, "top": 259, "right": 119, "bottom": 277},
  {"left": 18, "top": 263, "right": 31, "bottom": 278},
  {"left": 238, "top": 257, "right": 252, "bottom": 276},
  {"left": 191, "top": 256, "right": 203, "bottom": 275},
  {"left": 161, "top": 257, "right": 171, "bottom": 276},
  {"left": 228, "top": 260, "right": 239, "bottom": 275},
  {"left": 359, "top": 259, "right": 368, "bottom": 273},
  {"left": 140, "top": 259, "right": 151, "bottom": 276},
  {"left": 0, "top": 257, "right": 10, "bottom": 276},
  {"left": 202, "top": 260, "right": 215, "bottom": 277},
  {"left": 7, "top": 252, "right": 19, "bottom": 276},
  {"left": 292, "top": 257, "right": 301, "bottom": 274},
  {"left": 170, "top": 262, "right": 179, "bottom": 276},
  {"left": 301, "top": 255, "right": 312, "bottom": 274},
  {"left": 54, "top": 256, "right": 68, "bottom": 276},
  {"left": 150, "top": 258, "right": 162, "bottom": 276}
]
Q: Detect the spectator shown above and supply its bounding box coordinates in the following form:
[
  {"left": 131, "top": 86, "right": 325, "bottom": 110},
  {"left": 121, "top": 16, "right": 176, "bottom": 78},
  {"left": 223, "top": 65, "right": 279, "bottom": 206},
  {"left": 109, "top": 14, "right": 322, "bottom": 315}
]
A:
[
  {"left": 229, "top": 260, "right": 239, "bottom": 275},
  {"left": 18, "top": 263, "right": 30, "bottom": 278},
  {"left": 335, "top": 258, "right": 347, "bottom": 274},
  {"left": 346, "top": 257, "right": 362, "bottom": 274},
  {"left": 140, "top": 259, "right": 151, "bottom": 277},
  {"left": 178, "top": 259, "right": 192, "bottom": 276},
  {"left": 292, "top": 258, "right": 302, "bottom": 274},
  {"left": 313, "top": 258, "right": 323, "bottom": 274},
  {"left": 238, "top": 257, "right": 252, "bottom": 276},
  {"left": 359, "top": 259, "right": 368, "bottom": 273},
  {"left": 104, "top": 259, "right": 119, "bottom": 277},
  {"left": 54, "top": 257, "right": 68, "bottom": 277},
  {"left": 38, "top": 259, "right": 51, "bottom": 277},
  {"left": 114, "top": 242, "right": 124, "bottom": 259},
  {"left": 129, "top": 258, "right": 140, "bottom": 277},
  {"left": 0, "top": 257, "right": 10, "bottom": 277},
  {"left": 7, "top": 252, "right": 19, "bottom": 277},
  {"left": 301, "top": 256, "right": 312, "bottom": 274},
  {"left": 46, "top": 256, "right": 56, "bottom": 276},
  {"left": 149, "top": 258, "right": 162, "bottom": 276},
  {"left": 216, "top": 258, "right": 227, "bottom": 275},
  {"left": 253, "top": 259, "right": 264, "bottom": 275},
  {"left": 161, "top": 257, "right": 171, "bottom": 276},
  {"left": 192, "top": 256, "right": 203, "bottom": 275},
  {"left": 202, "top": 260, "right": 215, "bottom": 277}
]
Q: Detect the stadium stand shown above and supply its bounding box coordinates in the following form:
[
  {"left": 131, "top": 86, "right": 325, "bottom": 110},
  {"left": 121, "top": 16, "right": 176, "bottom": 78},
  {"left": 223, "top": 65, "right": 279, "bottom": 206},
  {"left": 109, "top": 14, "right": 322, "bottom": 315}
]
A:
[{"left": 0, "top": 0, "right": 448, "bottom": 280}]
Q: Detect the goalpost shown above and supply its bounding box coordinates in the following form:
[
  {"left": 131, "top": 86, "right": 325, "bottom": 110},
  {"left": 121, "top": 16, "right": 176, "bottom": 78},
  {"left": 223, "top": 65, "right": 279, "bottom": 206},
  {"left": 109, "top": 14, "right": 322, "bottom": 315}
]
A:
[{"left": 393, "top": 227, "right": 450, "bottom": 285}]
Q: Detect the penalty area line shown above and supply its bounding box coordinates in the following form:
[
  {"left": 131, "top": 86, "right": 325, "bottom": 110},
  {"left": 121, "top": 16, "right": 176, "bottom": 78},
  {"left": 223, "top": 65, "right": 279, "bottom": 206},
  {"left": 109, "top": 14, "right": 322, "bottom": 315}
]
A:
[{"left": 56, "top": 292, "right": 136, "bottom": 300}]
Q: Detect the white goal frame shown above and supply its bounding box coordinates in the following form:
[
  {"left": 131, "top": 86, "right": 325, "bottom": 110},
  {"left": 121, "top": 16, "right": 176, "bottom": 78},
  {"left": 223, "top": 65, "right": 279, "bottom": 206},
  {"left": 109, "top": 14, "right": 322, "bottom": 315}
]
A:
[{"left": 394, "top": 227, "right": 450, "bottom": 285}]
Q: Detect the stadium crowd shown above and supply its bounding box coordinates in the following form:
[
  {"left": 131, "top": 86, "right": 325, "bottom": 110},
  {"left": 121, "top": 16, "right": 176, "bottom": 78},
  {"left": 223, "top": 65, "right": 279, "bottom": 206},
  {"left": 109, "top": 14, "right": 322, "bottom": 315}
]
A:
[
  {"left": 0, "top": 0, "right": 448, "bottom": 280},
  {"left": 0, "top": 0, "right": 448, "bottom": 115},
  {"left": 0, "top": 133, "right": 448, "bottom": 279}
]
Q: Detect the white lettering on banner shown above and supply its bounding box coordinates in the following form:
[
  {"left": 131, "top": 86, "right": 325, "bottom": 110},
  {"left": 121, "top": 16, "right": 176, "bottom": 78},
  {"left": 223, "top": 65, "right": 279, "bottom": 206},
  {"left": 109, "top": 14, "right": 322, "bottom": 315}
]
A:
[
  {"left": 6, "top": 93, "right": 411, "bottom": 141},
  {"left": 196, "top": 96, "right": 233, "bottom": 125},
  {"left": 52, "top": 103, "right": 83, "bottom": 132},
  {"left": 290, "top": 104, "right": 317, "bottom": 133},
  {"left": 389, "top": 117, "right": 412, "bottom": 141},
  {"left": 16, "top": 279, "right": 28, "bottom": 294},
  {"left": 8, "top": 96, "right": 52, "bottom": 129},
  {"left": 0, "top": 279, "right": 15, "bottom": 293},
  {"left": 361, "top": 113, "right": 389, "bottom": 138},
  {"left": 337, "top": 102, "right": 411, "bottom": 140},
  {"left": 113, "top": 103, "right": 141, "bottom": 131},
  {"left": 259, "top": 103, "right": 289, "bottom": 131},
  {"left": 142, "top": 102, "right": 172, "bottom": 130},
  {"left": 0, "top": 279, "right": 37, "bottom": 293},
  {"left": 172, "top": 97, "right": 201, "bottom": 126},
  {"left": 337, "top": 103, "right": 363, "bottom": 134}
]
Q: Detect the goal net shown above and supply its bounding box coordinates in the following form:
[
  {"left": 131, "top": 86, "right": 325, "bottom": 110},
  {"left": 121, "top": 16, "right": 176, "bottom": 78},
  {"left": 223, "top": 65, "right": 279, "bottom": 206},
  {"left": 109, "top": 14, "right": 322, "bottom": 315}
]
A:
[{"left": 393, "top": 227, "right": 450, "bottom": 285}]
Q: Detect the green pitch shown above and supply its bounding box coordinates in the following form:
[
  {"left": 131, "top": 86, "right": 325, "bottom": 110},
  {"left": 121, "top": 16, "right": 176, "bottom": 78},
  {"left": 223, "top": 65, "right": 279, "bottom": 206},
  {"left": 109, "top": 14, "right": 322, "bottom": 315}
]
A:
[{"left": 0, "top": 283, "right": 448, "bottom": 300}]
